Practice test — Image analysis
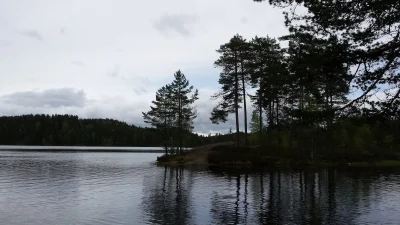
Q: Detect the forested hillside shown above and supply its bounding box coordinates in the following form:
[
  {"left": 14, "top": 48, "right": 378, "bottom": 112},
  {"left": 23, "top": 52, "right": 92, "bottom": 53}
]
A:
[{"left": 0, "top": 114, "right": 218, "bottom": 147}]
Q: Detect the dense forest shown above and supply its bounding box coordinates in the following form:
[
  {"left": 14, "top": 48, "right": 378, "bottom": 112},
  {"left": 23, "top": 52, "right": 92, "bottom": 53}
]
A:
[
  {"left": 1, "top": 0, "right": 399, "bottom": 161},
  {"left": 0, "top": 114, "right": 237, "bottom": 147},
  {"left": 0, "top": 114, "right": 181, "bottom": 147}
]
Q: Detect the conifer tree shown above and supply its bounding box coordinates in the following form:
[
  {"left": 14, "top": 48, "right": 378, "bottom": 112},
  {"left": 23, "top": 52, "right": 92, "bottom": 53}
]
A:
[
  {"left": 249, "top": 110, "right": 261, "bottom": 133},
  {"left": 169, "top": 70, "right": 199, "bottom": 154},
  {"left": 238, "top": 36, "right": 252, "bottom": 145},
  {"left": 210, "top": 35, "right": 246, "bottom": 145},
  {"left": 142, "top": 85, "right": 174, "bottom": 154},
  {"left": 254, "top": 0, "right": 400, "bottom": 117},
  {"left": 248, "top": 36, "right": 286, "bottom": 142}
]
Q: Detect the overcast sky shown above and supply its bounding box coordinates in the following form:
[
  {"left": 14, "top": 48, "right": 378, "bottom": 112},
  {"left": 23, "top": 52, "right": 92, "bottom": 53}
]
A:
[{"left": 0, "top": 0, "right": 288, "bottom": 134}]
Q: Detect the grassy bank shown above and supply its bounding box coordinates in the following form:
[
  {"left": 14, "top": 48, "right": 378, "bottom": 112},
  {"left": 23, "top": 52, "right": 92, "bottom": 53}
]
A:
[{"left": 156, "top": 143, "right": 400, "bottom": 170}]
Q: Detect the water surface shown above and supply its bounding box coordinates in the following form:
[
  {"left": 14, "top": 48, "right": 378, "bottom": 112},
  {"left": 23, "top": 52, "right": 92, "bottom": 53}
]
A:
[
  {"left": 0, "top": 151, "right": 399, "bottom": 225},
  {"left": 0, "top": 145, "right": 166, "bottom": 152}
]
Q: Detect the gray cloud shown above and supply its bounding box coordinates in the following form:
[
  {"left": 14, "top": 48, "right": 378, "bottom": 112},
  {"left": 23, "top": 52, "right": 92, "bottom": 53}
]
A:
[
  {"left": 18, "top": 30, "right": 43, "bottom": 41},
  {"left": 241, "top": 17, "right": 248, "bottom": 24},
  {"left": 71, "top": 60, "right": 85, "bottom": 67},
  {"left": 153, "top": 13, "right": 198, "bottom": 36},
  {"left": 60, "top": 27, "right": 66, "bottom": 34},
  {"left": 0, "top": 88, "right": 86, "bottom": 108}
]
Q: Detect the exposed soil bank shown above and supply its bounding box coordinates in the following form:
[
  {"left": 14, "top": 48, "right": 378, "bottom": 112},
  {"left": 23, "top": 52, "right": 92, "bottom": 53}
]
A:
[{"left": 157, "top": 142, "right": 400, "bottom": 170}]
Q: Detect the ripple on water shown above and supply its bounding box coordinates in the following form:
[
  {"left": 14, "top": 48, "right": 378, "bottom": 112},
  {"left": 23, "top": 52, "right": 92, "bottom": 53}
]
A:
[{"left": 1, "top": 152, "right": 400, "bottom": 225}]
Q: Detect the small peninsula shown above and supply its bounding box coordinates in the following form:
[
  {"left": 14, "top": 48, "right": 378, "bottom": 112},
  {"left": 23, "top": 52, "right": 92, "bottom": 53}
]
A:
[{"left": 157, "top": 142, "right": 400, "bottom": 170}]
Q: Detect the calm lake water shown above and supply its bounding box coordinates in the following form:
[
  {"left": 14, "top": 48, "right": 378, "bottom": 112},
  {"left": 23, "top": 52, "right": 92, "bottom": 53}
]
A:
[
  {"left": 1, "top": 151, "right": 400, "bottom": 225},
  {"left": 0, "top": 145, "right": 167, "bottom": 152}
]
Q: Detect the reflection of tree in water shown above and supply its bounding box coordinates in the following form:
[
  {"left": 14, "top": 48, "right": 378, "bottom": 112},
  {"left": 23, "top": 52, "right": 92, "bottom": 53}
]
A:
[
  {"left": 141, "top": 167, "right": 381, "bottom": 225},
  {"left": 247, "top": 169, "right": 378, "bottom": 225},
  {"left": 140, "top": 166, "right": 193, "bottom": 225},
  {"left": 210, "top": 174, "right": 242, "bottom": 225}
]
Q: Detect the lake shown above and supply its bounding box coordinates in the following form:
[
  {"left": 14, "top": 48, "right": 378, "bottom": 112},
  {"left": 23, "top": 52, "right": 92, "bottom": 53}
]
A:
[
  {"left": 0, "top": 150, "right": 399, "bottom": 225},
  {"left": 0, "top": 145, "right": 170, "bottom": 152}
]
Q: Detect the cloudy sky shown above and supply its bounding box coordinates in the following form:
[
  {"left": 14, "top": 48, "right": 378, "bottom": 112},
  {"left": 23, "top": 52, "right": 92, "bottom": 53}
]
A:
[{"left": 0, "top": 0, "right": 288, "bottom": 134}]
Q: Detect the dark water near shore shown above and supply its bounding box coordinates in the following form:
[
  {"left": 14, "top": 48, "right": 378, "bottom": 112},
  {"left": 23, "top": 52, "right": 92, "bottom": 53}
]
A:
[{"left": 0, "top": 151, "right": 399, "bottom": 225}]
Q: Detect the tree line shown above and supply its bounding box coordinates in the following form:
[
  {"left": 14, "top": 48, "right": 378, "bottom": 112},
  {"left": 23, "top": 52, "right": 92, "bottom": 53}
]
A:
[{"left": 0, "top": 114, "right": 214, "bottom": 147}]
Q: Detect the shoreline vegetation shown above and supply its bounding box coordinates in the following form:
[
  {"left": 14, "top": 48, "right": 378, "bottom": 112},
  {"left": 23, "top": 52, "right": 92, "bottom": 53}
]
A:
[
  {"left": 157, "top": 142, "right": 400, "bottom": 170},
  {"left": 148, "top": 1, "right": 400, "bottom": 171}
]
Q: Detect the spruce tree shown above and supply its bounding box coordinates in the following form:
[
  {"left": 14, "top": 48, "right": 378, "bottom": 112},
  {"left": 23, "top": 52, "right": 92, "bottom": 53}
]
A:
[
  {"left": 142, "top": 85, "right": 174, "bottom": 154},
  {"left": 169, "top": 70, "right": 199, "bottom": 154}
]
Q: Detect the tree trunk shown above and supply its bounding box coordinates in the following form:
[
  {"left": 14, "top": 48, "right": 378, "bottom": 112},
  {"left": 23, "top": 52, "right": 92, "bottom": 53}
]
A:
[
  {"left": 164, "top": 115, "right": 168, "bottom": 155},
  {"left": 276, "top": 96, "right": 281, "bottom": 146},
  {"left": 276, "top": 97, "right": 279, "bottom": 128},
  {"left": 234, "top": 53, "right": 240, "bottom": 145},
  {"left": 178, "top": 87, "right": 182, "bottom": 154},
  {"left": 258, "top": 81, "right": 263, "bottom": 146},
  {"left": 300, "top": 85, "right": 304, "bottom": 123},
  {"left": 240, "top": 60, "right": 248, "bottom": 145},
  {"left": 259, "top": 93, "right": 263, "bottom": 146},
  {"left": 268, "top": 100, "right": 273, "bottom": 129}
]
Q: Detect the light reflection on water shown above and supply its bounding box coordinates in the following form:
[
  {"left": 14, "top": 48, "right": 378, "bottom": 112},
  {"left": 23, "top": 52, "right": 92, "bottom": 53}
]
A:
[{"left": 0, "top": 151, "right": 399, "bottom": 225}]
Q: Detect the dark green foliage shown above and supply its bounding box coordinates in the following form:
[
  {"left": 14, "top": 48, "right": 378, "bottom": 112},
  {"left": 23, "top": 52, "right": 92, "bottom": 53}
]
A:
[
  {"left": 255, "top": 0, "right": 400, "bottom": 116},
  {"left": 190, "top": 0, "right": 400, "bottom": 161},
  {"left": 280, "top": 32, "right": 352, "bottom": 127},
  {"left": 211, "top": 34, "right": 249, "bottom": 144},
  {"left": 248, "top": 36, "right": 287, "bottom": 130},
  {"left": 142, "top": 70, "right": 199, "bottom": 154},
  {"left": 0, "top": 114, "right": 207, "bottom": 147},
  {"left": 169, "top": 70, "right": 199, "bottom": 153},
  {"left": 143, "top": 85, "right": 174, "bottom": 153}
]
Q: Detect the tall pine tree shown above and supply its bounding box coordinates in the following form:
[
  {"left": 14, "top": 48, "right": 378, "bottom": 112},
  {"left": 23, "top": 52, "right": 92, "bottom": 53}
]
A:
[
  {"left": 210, "top": 35, "right": 246, "bottom": 145},
  {"left": 248, "top": 36, "right": 286, "bottom": 143}
]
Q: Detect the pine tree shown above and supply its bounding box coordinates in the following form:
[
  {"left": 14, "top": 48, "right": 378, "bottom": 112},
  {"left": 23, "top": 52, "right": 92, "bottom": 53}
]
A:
[
  {"left": 281, "top": 32, "right": 351, "bottom": 126},
  {"left": 248, "top": 36, "right": 286, "bottom": 142},
  {"left": 169, "top": 70, "right": 199, "bottom": 154},
  {"left": 210, "top": 34, "right": 247, "bottom": 145},
  {"left": 255, "top": 0, "right": 400, "bottom": 117},
  {"left": 142, "top": 85, "right": 174, "bottom": 154}
]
